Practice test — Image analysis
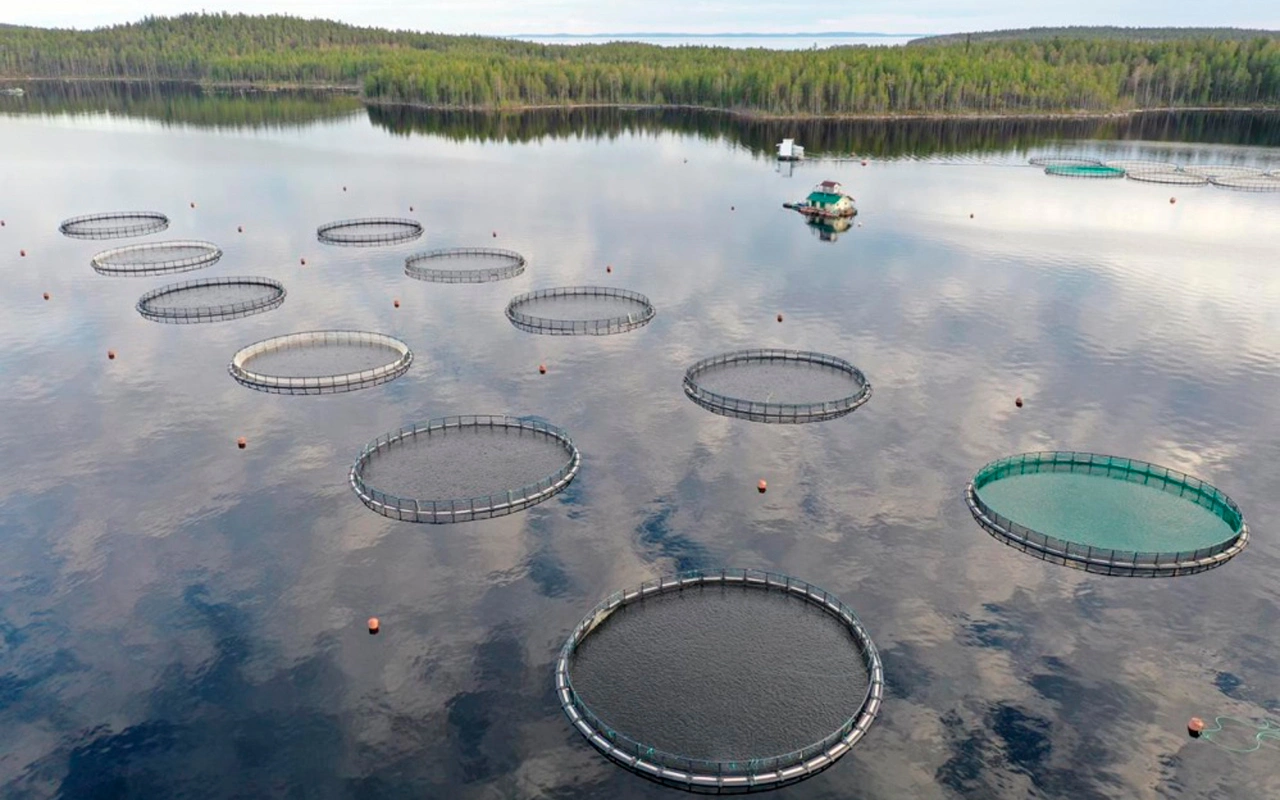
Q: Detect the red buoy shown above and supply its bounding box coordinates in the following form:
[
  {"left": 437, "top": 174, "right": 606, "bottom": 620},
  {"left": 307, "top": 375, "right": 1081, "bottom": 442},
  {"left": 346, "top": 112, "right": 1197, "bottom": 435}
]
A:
[
  {"left": 1188, "top": 717, "right": 1205, "bottom": 737},
  {"left": 409, "top": 205, "right": 414, "bottom": 212},
  {"left": 1170, "top": 197, "right": 1177, "bottom": 204},
  {"left": 190, "top": 202, "right": 196, "bottom": 209},
  {"left": 107, "top": 349, "right": 116, "bottom": 360},
  {"left": 42, "top": 292, "right": 50, "bottom": 301},
  {"left": 731, "top": 206, "right": 735, "bottom": 211},
  {"left": 367, "top": 617, "right": 380, "bottom": 634},
  {"left": 19, "top": 249, "right": 26, "bottom": 257},
  {"left": 236, "top": 436, "right": 247, "bottom": 450},
  {"left": 757, "top": 479, "right": 767, "bottom": 493},
  {"left": 970, "top": 213, "right": 975, "bottom": 219},
  {"left": 777, "top": 313, "right": 783, "bottom": 322},
  {"left": 606, "top": 265, "right": 612, "bottom": 274},
  {"left": 538, "top": 363, "right": 547, "bottom": 374},
  {"left": 1, "top": 219, "right": 6, "bottom": 226},
  {"left": 343, "top": 186, "right": 347, "bottom": 192},
  {"left": 492, "top": 231, "right": 497, "bottom": 238},
  {"left": 1015, "top": 396, "right": 1023, "bottom": 408},
  {"left": 861, "top": 160, "right": 868, "bottom": 166},
  {"left": 300, "top": 257, "right": 306, "bottom": 265},
  {"left": 393, "top": 299, "right": 400, "bottom": 308},
  {"left": 237, "top": 225, "right": 243, "bottom": 233}
]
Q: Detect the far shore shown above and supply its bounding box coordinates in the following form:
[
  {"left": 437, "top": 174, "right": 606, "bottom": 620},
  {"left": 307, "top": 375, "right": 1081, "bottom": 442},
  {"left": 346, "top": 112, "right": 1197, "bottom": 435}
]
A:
[{"left": 4, "top": 76, "right": 1278, "bottom": 121}]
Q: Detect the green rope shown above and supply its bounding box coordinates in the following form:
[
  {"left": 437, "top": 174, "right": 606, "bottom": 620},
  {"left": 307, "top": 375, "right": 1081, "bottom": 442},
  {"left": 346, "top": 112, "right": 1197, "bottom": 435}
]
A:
[{"left": 1201, "top": 716, "right": 1280, "bottom": 753}]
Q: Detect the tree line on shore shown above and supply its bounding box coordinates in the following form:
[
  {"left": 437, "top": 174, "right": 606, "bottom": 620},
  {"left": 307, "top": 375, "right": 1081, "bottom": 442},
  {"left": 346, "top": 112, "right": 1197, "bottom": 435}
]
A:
[{"left": 1, "top": 13, "right": 1277, "bottom": 115}]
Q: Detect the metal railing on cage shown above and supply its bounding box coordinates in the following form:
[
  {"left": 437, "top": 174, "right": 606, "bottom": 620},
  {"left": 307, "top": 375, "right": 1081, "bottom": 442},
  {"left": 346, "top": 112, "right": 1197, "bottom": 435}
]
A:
[
  {"left": 506, "top": 286, "right": 655, "bottom": 335},
  {"left": 683, "top": 349, "right": 871, "bottom": 423}
]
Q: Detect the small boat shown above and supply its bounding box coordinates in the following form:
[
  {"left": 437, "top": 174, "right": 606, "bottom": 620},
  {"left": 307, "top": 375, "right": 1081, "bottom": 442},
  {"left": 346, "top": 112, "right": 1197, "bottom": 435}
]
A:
[
  {"left": 783, "top": 180, "right": 857, "bottom": 219},
  {"left": 0, "top": 87, "right": 24, "bottom": 96},
  {"left": 776, "top": 138, "right": 805, "bottom": 161}
]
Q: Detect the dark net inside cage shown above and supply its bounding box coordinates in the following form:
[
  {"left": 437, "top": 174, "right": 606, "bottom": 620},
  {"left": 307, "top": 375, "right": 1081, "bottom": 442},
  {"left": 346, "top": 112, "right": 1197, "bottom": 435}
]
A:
[
  {"left": 59, "top": 211, "right": 170, "bottom": 240},
  {"left": 506, "top": 286, "right": 656, "bottom": 335},
  {"left": 1126, "top": 171, "right": 1209, "bottom": 186},
  {"left": 230, "top": 330, "right": 412, "bottom": 395},
  {"left": 1028, "top": 156, "right": 1101, "bottom": 167},
  {"left": 966, "top": 451, "right": 1249, "bottom": 577},
  {"left": 558, "top": 570, "right": 882, "bottom": 794},
  {"left": 350, "top": 415, "right": 580, "bottom": 523},
  {"left": 316, "top": 217, "right": 423, "bottom": 246},
  {"left": 137, "top": 277, "right": 286, "bottom": 323},
  {"left": 1210, "top": 175, "right": 1280, "bottom": 192},
  {"left": 684, "top": 349, "right": 871, "bottom": 424},
  {"left": 91, "top": 240, "right": 223, "bottom": 276},
  {"left": 405, "top": 247, "right": 527, "bottom": 283},
  {"left": 1044, "top": 164, "right": 1126, "bottom": 179}
]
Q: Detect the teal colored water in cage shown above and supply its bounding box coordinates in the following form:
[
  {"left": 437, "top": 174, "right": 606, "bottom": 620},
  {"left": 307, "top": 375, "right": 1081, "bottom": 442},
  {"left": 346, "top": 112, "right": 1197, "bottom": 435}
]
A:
[
  {"left": 976, "top": 471, "right": 1235, "bottom": 552},
  {"left": 1044, "top": 164, "right": 1127, "bottom": 178}
]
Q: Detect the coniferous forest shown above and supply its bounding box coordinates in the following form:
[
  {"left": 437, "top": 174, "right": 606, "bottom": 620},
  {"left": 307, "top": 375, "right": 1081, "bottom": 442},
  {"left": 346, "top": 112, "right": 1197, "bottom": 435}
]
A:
[{"left": 1, "top": 14, "right": 1278, "bottom": 116}]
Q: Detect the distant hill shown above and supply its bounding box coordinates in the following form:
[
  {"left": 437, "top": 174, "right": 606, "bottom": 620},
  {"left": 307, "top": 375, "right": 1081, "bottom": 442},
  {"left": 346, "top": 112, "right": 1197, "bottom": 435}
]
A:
[
  {"left": 1, "top": 14, "right": 1278, "bottom": 116},
  {"left": 910, "top": 27, "right": 1280, "bottom": 46}
]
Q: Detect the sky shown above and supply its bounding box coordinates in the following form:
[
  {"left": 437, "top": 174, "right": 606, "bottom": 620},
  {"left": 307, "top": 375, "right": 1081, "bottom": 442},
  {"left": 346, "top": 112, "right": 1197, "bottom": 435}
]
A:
[{"left": 3, "top": 0, "right": 1277, "bottom": 36}]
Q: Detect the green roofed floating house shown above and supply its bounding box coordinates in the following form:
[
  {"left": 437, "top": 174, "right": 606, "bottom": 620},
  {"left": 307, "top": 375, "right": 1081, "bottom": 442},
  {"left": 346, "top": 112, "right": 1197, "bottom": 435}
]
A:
[{"left": 784, "top": 180, "right": 857, "bottom": 220}]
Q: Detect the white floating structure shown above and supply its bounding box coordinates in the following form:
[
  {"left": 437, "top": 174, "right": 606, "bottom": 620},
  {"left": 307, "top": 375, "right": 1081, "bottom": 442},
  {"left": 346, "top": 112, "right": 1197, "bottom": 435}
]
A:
[{"left": 777, "top": 138, "right": 805, "bottom": 161}]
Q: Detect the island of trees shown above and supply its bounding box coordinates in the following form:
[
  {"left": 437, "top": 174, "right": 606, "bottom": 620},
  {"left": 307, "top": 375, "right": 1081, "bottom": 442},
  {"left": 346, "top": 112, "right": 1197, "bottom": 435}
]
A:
[{"left": 0, "top": 14, "right": 1277, "bottom": 117}]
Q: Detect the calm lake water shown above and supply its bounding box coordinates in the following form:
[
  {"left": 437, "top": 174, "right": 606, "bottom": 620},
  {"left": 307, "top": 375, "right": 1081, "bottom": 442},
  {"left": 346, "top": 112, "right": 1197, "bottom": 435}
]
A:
[{"left": 1, "top": 91, "right": 1279, "bottom": 798}]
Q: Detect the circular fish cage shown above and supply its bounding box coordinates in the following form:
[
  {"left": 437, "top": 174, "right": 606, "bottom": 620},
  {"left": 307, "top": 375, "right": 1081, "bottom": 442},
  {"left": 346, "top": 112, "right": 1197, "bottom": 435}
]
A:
[
  {"left": 59, "top": 211, "right": 169, "bottom": 240},
  {"left": 137, "top": 276, "right": 286, "bottom": 324},
  {"left": 1125, "top": 171, "right": 1210, "bottom": 186},
  {"left": 965, "top": 451, "right": 1249, "bottom": 577},
  {"left": 405, "top": 247, "right": 526, "bottom": 284},
  {"left": 1209, "top": 175, "right": 1280, "bottom": 193},
  {"left": 1028, "top": 156, "right": 1102, "bottom": 167},
  {"left": 229, "top": 330, "right": 412, "bottom": 395},
  {"left": 505, "top": 286, "right": 656, "bottom": 336},
  {"left": 1103, "top": 160, "right": 1180, "bottom": 174},
  {"left": 1183, "top": 165, "right": 1265, "bottom": 179},
  {"left": 349, "top": 415, "right": 580, "bottom": 523},
  {"left": 557, "top": 568, "right": 883, "bottom": 794},
  {"left": 90, "top": 240, "right": 223, "bottom": 276},
  {"left": 316, "top": 217, "right": 423, "bottom": 247},
  {"left": 683, "top": 349, "right": 871, "bottom": 424},
  {"left": 1044, "top": 164, "right": 1126, "bottom": 179}
]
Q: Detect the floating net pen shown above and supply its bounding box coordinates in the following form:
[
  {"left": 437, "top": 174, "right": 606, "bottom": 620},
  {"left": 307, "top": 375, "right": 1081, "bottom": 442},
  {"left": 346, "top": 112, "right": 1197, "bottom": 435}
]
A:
[
  {"left": 505, "top": 286, "right": 656, "bottom": 336},
  {"left": 1183, "top": 165, "right": 1266, "bottom": 179},
  {"left": 557, "top": 568, "right": 883, "bottom": 794},
  {"left": 59, "top": 211, "right": 169, "bottom": 240},
  {"left": 683, "top": 349, "right": 871, "bottom": 424},
  {"left": 229, "top": 330, "right": 412, "bottom": 395},
  {"left": 1044, "top": 164, "right": 1126, "bottom": 179},
  {"left": 316, "top": 217, "right": 423, "bottom": 247},
  {"left": 136, "top": 276, "right": 286, "bottom": 324},
  {"left": 349, "top": 415, "right": 580, "bottom": 523},
  {"left": 1126, "top": 171, "right": 1209, "bottom": 186},
  {"left": 1103, "top": 160, "right": 1180, "bottom": 174},
  {"left": 405, "top": 247, "right": 526, "bottom": 283},
  {"left": 1028, "top": 157, "right": 1102, "bottom": 167},
  {"left": 1209, "top": 175, "right": 1280, "bottom": 193},
  {"left": 965, "top": 451, "right": 1249, "bottom": 577},
  {"left": 91, "top": 240, "right": 223, "bottom": 276}
]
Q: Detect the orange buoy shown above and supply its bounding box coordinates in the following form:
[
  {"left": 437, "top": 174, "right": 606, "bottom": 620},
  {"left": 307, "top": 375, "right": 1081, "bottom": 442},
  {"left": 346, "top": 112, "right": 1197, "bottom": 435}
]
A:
[
  {"left": 393, "top": 299, "right": 400, "bottom": 308},
  {"left": 107, "top": 349, "right": 116, "bottom": 360},
  {"left": 538, "top": 363, "right": 547, "bottom": 374},
  {"left": 42, "top": 292, "right": 50, "bottom": 301},
  {"left": 1170, "top": 197, "right": 1177, "bottom": 204},
  {"left": 237, "top": 225, "right": 243, "bottom": 233},
  {"left": 1015, "top": 396, "right": 1023, "bottom": 408},
  {"left": 367, "top": 617, "right": 380, "bottom": 634},
  {"left": 236, "top": 436, "right": 247, "bottom": 450},
  {"left": 757, "top": 479, "right": 767, "bottom": 493},
  {"left": 861, "top": 160, "right": 868, "bottom": 166},
  {"left": 776, "top": 313, "right": 783, "bottom": 322},
  {"left": 1188, "top": 717, "right": 1205, "bottom": 737}
]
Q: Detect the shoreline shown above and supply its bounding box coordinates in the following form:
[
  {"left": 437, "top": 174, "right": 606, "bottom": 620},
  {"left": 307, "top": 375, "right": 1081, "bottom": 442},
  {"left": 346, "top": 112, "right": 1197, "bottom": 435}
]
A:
[{"left": 4, "top": 77, "right": 1278, "bottom": 121}]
